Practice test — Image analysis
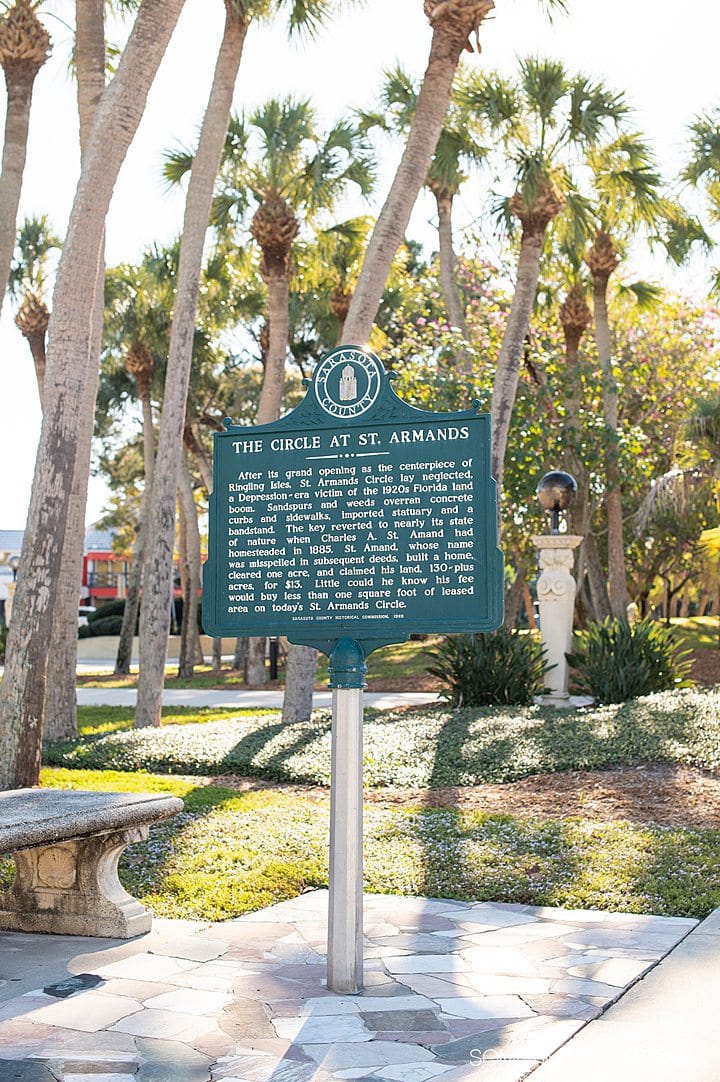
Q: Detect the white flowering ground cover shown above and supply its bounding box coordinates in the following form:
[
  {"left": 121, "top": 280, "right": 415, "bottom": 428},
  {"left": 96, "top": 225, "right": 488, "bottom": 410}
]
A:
[{"left": 46, "top": 687, "right": 720, "bottom": 787}]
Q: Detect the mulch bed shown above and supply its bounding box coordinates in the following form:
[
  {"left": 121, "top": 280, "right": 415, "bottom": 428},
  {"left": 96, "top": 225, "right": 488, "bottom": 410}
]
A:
[
  {"left": 690, "top": 648, "right": 720, "bottom": 686},
  {"left": 206, "top": 762, "right": 720, "bottom": 832}
]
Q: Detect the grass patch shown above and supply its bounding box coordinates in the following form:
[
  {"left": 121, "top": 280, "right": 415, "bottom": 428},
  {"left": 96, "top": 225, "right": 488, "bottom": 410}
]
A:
[
  {"left": 77, "top": 665, "right": 253, "bottom": 691},
  {"left": 76, "top": 638, "right": 437, "bottom": 689},
  {"left": 51, "top": 687, "right": 720, "bottom": 786},
  {"left": 670, "top": 616, "right": 720, "bottom": 652},
  {"left": 33, "top": 767, "right": 720, "bottom": 921},
  {"left": 76, "top": 705, "right": 279, "bottom": 737}
]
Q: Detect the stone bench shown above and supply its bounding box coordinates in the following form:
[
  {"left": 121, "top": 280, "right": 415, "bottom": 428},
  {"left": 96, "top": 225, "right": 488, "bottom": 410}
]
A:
[{"left": 0, "top": 788, "right": 183, "bottom": 939}]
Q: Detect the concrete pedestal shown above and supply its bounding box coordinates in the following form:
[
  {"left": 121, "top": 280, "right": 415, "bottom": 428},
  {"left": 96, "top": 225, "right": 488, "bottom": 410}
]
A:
[{"left": 532, "top": 534, "right": 583, "bottom": 705}]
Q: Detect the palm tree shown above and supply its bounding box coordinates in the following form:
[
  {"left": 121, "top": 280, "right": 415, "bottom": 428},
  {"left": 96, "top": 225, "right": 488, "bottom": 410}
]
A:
[
  {"left": 136, "top": 2, "right": 354, "bottom": 729},
  {"left": 43, "top": 0, "right": 116, "bottom": 744},
  {"left": 8, "top": 213, "right": 60, "bottom": 400},
  {"left": 462, "top": 58, "right": 630, "bottom": 498},
  {"left": 583, "top": 134, "right": 668, "bottom": 618},
  {"left": 0, "top": 1, "right": 51, "bottom": 323},
  {"left": 244, "top": 99, "right": 374, "bottom": 422},
  {"left": 0, "top": 0, "right": 186, "bottom": 789},
  {"left": 342, "top": 0, "right": 494, "bottom": 343},
  {"left": 163, "top": 99, "right": 373, "bottom": 697},
  {"left": 341, "top": 0, "right": 569, "bottom": 346},
  {"left": 557, "top": 276, "right": 611, "bottom": 622},
  {"left": 359, "top": 65, "right": 486, "bottom": 333},
  {"left": 101, "top": 251, "right": 175, "bottom": 674},
  {"left": 133, "top": 0, "right": 247, "bottom": 727}
]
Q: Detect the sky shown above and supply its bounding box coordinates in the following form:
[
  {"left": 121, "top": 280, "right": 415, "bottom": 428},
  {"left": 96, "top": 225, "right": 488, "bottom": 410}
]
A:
[{"left": 2, "top": 0, "right": 720, "bottom": 530}]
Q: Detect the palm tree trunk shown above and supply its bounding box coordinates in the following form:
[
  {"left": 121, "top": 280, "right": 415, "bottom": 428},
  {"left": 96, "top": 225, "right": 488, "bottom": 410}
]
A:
[
  {"left": 18, "top": 320, "right": 46, "bottom": 400},
  {"left": 136, "top": 5, "right": 246, "bottom": 728},
  {"left": 342, "top": 12, "right": 489, "bottom": 344},
  {"left": 503, "top": 565, "right": 525, "bottom": 630},
  {"left": 184, "top": 423, "right": 213, "bottom": 491},
  {"left": 44, "top": 0, "right": 108, "bottom": 743},
  {"left": 592, "top": 272, "right": 628, "bottom": 620},
  {"left": 177, "top": 456, "right": 202, "bottom": 678},
  {"left": 0, "top": 0, "right": 186, "bottom": 789},
  {"left": 249, "top": 268, "right": 291, "bottom": 686},
  {"left": 585, "top": 531, "right": 612, "bottom": 622},
  {"left": 255, "top": 270, "right": 289, "bottom": 425},
  {"left": 116, "top": 386, "right": 155, "bottom": 674},
  {"left": 435, "top": 190, "right": 466, "bottom": 334},
  {"left": 0, "top": 68, "right": 41, "bottom": 322},
  {"left": 490, "top": 229, "right": 545, "bottom": 496},
  {"left": 182, "top": 425, "right": 217, "bottom": 664},
  {"left": 282, "top": 643, "right": 317, "bottom": 723}
]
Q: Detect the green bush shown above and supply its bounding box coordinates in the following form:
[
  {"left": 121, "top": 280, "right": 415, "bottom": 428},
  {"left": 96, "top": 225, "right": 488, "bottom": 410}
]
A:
[
  {"left": 83, "top": 597, "right": 202, "bottom": 634},
  {"left": 88, "top": 600, "right": 126, "bottom": 621},
  {"left": 79, "top": 614, "right": 124, "bottom": 638},
  {"left": 567, "top": 617, "right": 693, "bottom": 704},
  {"left": 424, "top": 629, "right": 547, "bottom": 707}
]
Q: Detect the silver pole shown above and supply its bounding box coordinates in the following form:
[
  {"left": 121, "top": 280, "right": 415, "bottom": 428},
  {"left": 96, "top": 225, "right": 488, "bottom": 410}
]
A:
[{"left": 327, "top": 684, "right": 364, "bottom": 993}]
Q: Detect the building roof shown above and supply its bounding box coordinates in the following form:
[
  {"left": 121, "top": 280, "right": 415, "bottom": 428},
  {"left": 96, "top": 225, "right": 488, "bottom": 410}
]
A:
[
  {"left": 0, "top": 525, "right": 121, "bottom": 560},
  {"left": 84, "top": 528, "right": 118, "bottom": 553},
  {"left": 0, "top": 530, "right": 24, "bottom": 557}
]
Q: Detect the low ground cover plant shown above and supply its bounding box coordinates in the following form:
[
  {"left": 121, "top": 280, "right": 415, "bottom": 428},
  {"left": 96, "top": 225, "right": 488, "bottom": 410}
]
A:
[
  {"left": 48, "top": 687, "right": 720, "bottom": 787},
  {"left": 424, "top": 629, "right": 547, "bottom": 706},
  {"left": 568, "top": 618, "right": 693, "bottom": 704}
]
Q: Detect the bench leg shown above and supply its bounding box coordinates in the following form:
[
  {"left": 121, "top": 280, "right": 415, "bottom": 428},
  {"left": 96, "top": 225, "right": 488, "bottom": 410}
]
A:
[{"left": 0, "top": 826, "right": 153, "bottom": 938}]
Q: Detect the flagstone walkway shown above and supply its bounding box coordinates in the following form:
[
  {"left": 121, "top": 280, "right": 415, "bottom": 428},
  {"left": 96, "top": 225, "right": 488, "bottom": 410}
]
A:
[{"left": 0, "top": 891, "right": 697, "bottom": 1081}]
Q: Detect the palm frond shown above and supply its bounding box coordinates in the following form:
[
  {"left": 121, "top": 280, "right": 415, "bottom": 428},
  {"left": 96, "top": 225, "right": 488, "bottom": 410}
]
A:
[
  {"left": 566, "top": 76, "right": 629, "bottom": 146},
  {"left": 519, "top": 56, "right": 568, "bottom": 126},
  {"left": 634, "top": 467, "right": 706, "bottom": 535},
  {"left": 162, "top": 145, "right": 194, "bottom": 187},
  {"left": 652, "top": 203, "right": 712, "bottom": 265},
  {"left": 616, "top": 279, "right": 663, "bottom": 311},
  {"left": 460, "top": 71, "right": 522, "bottom": 133},
  {"left": 684, "top": 109, "right": 720, "bottom": 186}
]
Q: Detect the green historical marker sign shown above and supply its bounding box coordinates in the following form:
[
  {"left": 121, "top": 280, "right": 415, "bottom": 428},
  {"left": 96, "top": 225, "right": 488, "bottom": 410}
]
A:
[{"left": 203, "top": 346, "right": 503, "bottom": 657}]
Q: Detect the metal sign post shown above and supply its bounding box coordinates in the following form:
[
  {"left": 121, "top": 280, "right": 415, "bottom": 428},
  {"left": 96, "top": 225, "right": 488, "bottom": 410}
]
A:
[
  {"left": 202, "top": 345, "right": 504, "bottom": 996},
  {"left": 327, "top": 638, "right": 366, "bottom": 993}
]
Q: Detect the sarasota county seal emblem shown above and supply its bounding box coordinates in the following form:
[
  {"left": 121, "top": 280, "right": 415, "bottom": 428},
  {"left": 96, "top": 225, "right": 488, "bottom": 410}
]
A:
[{"left": 313, "top": 347, "right": 382, "bottom": 419}]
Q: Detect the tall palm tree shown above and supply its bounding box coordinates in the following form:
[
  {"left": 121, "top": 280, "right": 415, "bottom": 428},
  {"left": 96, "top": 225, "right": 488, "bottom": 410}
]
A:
[
  {"left": 163, "top": 100, "right": 373, "bottom": 700},
  {"left": 248, "top": 104, "right": 373, "bottom": 700},
  {"left": 342, "top": 0, "right": 494, "bottom": 343},
  {"left": 240, "top": 98, "right": 374, "bottom": 422},
  {"left": 44, "top": 0, "right": 127, "bottom": 744},
  {"left": 136, "top": 1, "right": 354, "bottom": 729},
  {"left": 102, "top": 251, "right": 175, "bottom": 673},
  {"left": 342, "top": 0, "right": 568, "bottom": 346},
  {"left": 8, "top": 213, "right": 60, "bottom": 400},
  {"left": 359, "top": 65, "right": 486, "bottom": 333},
  {"left": 463, "top": 58, "right": 629, "bottom": 498},
  {"left": 0, "top": 0, "right": 186, "bottom": 790},
  {"left": 0, "top": 1, "right": 50, "bottom": 324},
  {"left": 557, "top": 276, "right": 611, "bottom": 622},
  {"left": 583, "top": 133, "right": 667, "bottom": 618}
]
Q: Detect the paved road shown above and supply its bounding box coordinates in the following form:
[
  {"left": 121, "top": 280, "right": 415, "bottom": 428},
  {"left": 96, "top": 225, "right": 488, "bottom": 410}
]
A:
[{"left": 76, "top": 688, "right": 439, "bottom": 710}]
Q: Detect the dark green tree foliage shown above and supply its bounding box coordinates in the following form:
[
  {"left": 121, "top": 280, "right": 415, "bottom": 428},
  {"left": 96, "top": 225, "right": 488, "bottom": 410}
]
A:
[
  {"left": 425, "top": 629, "right": 548, "bottom": 706},
  {"left": 567, "top": 618, "right": 693, "bottom": 704}
]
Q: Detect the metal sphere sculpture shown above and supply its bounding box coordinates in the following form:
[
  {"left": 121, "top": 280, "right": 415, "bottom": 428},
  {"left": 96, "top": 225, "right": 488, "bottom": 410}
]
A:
[{"left": 537, "top": 471, "right": 577, "bottom": 533}]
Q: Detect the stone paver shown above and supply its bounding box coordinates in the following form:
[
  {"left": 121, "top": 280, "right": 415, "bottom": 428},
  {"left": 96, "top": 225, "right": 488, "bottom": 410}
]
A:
[{"left": 0, "top": 892, "right": 700, "bottom": 1080}]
